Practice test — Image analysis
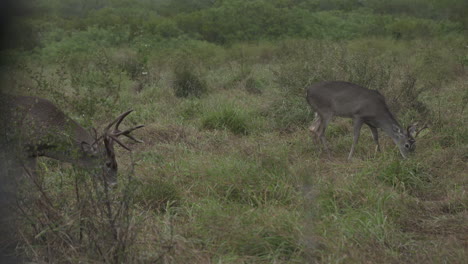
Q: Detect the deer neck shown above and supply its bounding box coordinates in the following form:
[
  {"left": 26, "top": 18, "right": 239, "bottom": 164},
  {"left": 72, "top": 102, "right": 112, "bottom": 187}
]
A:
[{"left": 378, "top": 114, "right": 404, "bottom": 145}]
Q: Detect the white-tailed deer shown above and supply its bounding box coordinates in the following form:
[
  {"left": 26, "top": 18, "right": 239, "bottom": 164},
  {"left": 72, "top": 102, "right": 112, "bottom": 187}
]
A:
[
  {"left": 306, "top": 81, "right": 426, "bottom": 159},
  {"left": 2, "top": 95, "right": 144, "bottom": 185}
]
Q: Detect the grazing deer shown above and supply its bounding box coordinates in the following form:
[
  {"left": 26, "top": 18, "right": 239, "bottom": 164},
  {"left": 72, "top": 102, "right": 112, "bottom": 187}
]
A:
[
  {"left": 306, "top": 81, "right": 426, "bottom": 159},
  {"left": 2, "top": 95, "right": 144, "bottom": 185}
]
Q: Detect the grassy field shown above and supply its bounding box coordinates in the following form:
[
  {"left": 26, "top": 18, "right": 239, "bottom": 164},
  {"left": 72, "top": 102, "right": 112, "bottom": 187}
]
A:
[
  {"left": 1, "top": 1, "right": 467, "bottom": 262},
  {"left": 3, "top": 36, "right": 466, "bottom": 263}
]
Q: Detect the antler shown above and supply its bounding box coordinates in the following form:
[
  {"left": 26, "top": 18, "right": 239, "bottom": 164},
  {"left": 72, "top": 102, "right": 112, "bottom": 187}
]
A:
[
  {"left": 114, "top": 125, "right": 145, "bottom": 142},
  {"left": 407, "top": 121, "right": 429, "bottom": 138},
  {"left": 103, "top": 110, "right": 144, "bottom": 150},
  {"left": 415, "top": 122, "right": 428, "bottom": 138},
  {"left": 104, "top": 110, "right": 133, "bottom": 134}
]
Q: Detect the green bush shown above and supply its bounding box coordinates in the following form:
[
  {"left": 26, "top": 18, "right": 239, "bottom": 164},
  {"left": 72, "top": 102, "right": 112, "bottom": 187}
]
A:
[
  {"left": 40, "top": 26, "right": 128, "bottom": 62},
  {"left": 172, "top": 63, "right": 207, "bottom": 98},
  {"left": 385, "top": 17, "right": 461, "bottom": 39},
  {"left": 144, "top": 17, "right": 182, "bottom": 38}
]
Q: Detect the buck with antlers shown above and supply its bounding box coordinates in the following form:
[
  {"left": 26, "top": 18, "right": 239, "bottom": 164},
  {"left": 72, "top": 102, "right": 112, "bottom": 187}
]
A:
[
  {"left": 2, "top": 95, "right": 144, "bottom": 185},
  {"left": 306, "top": 81, "right": 427, "bottom": 159}
]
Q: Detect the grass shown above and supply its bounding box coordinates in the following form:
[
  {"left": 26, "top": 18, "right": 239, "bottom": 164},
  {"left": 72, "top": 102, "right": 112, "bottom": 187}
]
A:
[
  {"left": 6, "top": 37, "right": 468, "bottom": 263},
  {"left": 202, "top": 106, "right": 250, "bottom": 135}
]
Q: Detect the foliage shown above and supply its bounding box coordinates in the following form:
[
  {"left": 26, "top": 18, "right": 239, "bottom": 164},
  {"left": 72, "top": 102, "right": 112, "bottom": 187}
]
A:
[
  {"left": 172, "top": 62, "right": 207, "bottom": 98},
  {"left": 14, "top": 164, "right": 141, "bottom": 263},
  {"left": 8, "top": 0, "right": 465, "bottom": 51}
]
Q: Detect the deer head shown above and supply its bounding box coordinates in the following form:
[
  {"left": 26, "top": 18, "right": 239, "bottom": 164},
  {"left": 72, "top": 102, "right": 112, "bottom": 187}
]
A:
[
  {"left": 394, "top": 122, "right": 428, "bottom": 158},
  {"left": 81, "top": 110, "right": 144, "bottom": 185}
]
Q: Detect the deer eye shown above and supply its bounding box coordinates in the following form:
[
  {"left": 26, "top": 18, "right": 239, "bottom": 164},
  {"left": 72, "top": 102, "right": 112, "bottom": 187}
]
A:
[{"left": 404, "top": 143, "right": 410, "bottom": 149}]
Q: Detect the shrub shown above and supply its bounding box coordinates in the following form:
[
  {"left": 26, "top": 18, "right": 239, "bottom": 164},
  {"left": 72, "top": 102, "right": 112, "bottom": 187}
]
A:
[
  {"left": 14, "top": 165, "right": 140, "bottom": 263},
  {"left": 155, "top": 20, "right": 183, "bottom": 39},
  {"left": 385, "top": 17, "right": 461, "bottom": 39},
  {"left": 40, "top": 27, "right": 127, "bottom": 63},
  {"left": 172, "top": 63, "right": 207, "bottom": 98},
  {"left": 111, "top": 48, "right": 147, "bottom": 80}
]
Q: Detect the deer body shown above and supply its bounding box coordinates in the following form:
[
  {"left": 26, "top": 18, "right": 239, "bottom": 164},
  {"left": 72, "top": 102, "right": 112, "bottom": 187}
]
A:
[
  {"left": 306, "top": 81, "right": 421, "bottom": 159},
  {"left": 2, "top": 94, "right": 143, "bottom": 184}
]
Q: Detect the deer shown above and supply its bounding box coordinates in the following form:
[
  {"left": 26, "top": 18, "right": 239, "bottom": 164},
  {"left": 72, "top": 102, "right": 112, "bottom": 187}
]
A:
[
  {"left": 306, "top": 81, "right": 426, "bottom": 159},
  {"left": 2, "top": 94, "right": 144, "bottom": 186}
]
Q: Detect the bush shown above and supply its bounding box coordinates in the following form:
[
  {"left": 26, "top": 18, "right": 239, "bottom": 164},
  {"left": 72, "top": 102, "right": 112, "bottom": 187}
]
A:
[
  {"left": 386, "top": 17, "right": 462, "bottom": 39},
  {"left": 172, "top": 63, "right": 207, "bottom": 98},
  {"left": 111, "top": 48, "right": 146, "bottom": 80},
  {"left": 14, "top": 166, "right": 141, "bottom": 263},
  {"left": 40, "top": 26, "right": 128, "bottom": 62}
]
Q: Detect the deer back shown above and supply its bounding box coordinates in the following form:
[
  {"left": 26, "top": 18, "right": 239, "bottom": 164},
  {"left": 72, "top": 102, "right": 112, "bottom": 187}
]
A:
[
  {"left": 306, "top": 81, "right": 397, "bottom": 125},
  {"left": 5, "top": 95, "right": 96, "bottom": 161}
]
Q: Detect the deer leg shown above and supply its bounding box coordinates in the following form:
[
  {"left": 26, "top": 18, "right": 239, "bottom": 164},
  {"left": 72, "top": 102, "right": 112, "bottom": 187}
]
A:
[
  {"left": 368, "top": 125, "right": 380, "bottom": 153},
  {"left": 348, "top": 119, "right": 364, "bottom": 160},
  {"left": 15, "top": 156, "right": 38, "bottom": 204},
  {"left": 317, "top": 112, "right": 333, "bottom": 156},
  {"left": 308, "top": 112, "right": 321, "bottom": 143},
  {"left": 21, "top": 156, "right": 37, "bottom": 181}
]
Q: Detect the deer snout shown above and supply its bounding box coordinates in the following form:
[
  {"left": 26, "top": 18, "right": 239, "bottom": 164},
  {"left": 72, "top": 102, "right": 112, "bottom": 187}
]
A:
[
  {"left": 107, "top": 179, "right": 118, "bottom": 188},
  {"left": 398, "top": 142, "right": 416, "bottom": 159},
  {"left": 399, "top": 149, "right": 409, "bottom": 159},
  {"left": 104, "top": 167, "right": 118, "bottom": 185}
]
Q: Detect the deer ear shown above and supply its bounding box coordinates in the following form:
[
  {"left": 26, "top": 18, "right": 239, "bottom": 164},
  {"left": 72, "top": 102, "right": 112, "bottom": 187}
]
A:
[
  {"left": 392, "top": 124, "right": 402, "bottom": 134},
  {"left": 407, "top": 123, "right": 418, "bottom": 138},
  {"left": 414, "top": 123, "right": 429, "bottom": 138},
  {"left": 81, "top": 141, "right": 96, "bottom": 154}
]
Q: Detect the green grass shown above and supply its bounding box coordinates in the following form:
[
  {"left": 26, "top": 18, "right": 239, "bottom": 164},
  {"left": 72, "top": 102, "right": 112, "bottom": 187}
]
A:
[
  {"left": 202, "top": 106, "right": 250, "bottom": 135},
  {"left": 7, "top": 35, "right": 467, "bottom": 263}
]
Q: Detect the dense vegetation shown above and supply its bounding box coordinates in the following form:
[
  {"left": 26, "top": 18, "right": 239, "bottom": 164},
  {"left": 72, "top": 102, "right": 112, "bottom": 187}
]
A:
[{"left": 1, "top": 0, "right": 467, "bottom": 263}]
